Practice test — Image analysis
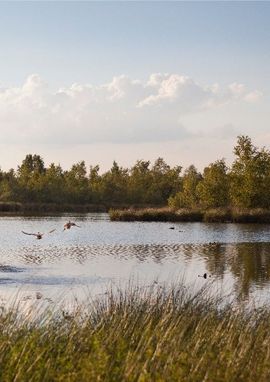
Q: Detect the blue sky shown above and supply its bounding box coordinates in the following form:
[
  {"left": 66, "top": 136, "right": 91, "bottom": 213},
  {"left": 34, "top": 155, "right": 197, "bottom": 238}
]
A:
[{"left": 0, "top": 1, "right": 269, "bottom": 171}]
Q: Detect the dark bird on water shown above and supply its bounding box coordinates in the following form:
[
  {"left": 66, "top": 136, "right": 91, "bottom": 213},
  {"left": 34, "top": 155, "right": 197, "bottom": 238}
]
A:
[
  {"left": 22, "top": 229, "right": 56, "bottom": 240},
  {"left": 63, "top": 221, "right": 81, "bottom": 231},
  {"left": 198, "top": 273, "right": 210, "bottom": 279}
]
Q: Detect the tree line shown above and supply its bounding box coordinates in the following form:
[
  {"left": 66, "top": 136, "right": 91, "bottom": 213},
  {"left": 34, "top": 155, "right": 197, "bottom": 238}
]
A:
[{"left": 1, "top": 136, "right": 270, "bottom": 209}]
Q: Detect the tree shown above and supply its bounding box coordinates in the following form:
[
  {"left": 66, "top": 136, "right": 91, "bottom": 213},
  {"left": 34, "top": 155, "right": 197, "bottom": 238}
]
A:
[
  {"left": 0, "top": 169, "right": 17, "bottom": 201},
  {"left": 168, "top": 165, "right": 202, "bottom": 208},
  {"left": 65, "top": 161, "right": 89, "bottom": 203},
  {"left": 197, "top": 159, "right": 229, "bottom": 208},
  {"left": 17, "top": 154, "right": 46, "bottom": 202},
  {"left": 149, "top": 158, "right": 182, "bottom": 204},
  {"left": 230, "top": 136, "right": 270, "bottom": 208},
  {"left": 89, "top": 165, "right": 102, "bottom": 203},
  {"left": 100, "top": 161, "right": 129, "bottom": 203},
  {"left": 128, "top": 160, "right": 151, "bottom": 203},
  {"left": 42, "top": 163, "right": 65, "bottom": 203},
  {"left": 18, "top": 154, "right": 45, "bottom": 178}
]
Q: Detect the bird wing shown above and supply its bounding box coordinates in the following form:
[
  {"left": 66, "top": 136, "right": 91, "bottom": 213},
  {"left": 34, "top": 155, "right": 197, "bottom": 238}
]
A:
[
  {"left": 48, "top": 229, "right": 56, "bottom": 234},
  {"left": 22, "top": 231, "right": 38, "bottom": 236}
]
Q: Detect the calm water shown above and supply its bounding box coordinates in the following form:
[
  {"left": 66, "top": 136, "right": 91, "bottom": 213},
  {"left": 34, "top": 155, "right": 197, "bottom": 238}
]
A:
[{"left": 1, "top": 213, "right": 270, "bottom": 308}]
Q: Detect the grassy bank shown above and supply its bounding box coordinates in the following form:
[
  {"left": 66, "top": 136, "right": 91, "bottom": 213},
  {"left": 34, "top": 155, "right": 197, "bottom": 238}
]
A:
[
  {"left": 0, "top": 286, "right": 270, "bottom": 381},
  {"left": 109, "top": 207, "right": 270, "bottom": 223},
  {"left": 0, "top": 202, "right": 165, "bottom": 214},
  {"left": 0, "top": 202, "right": 107, "bottom": 214}
]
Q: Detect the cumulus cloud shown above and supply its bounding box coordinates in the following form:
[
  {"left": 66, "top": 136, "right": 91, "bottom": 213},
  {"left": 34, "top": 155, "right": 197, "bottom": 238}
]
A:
[{"left": 0, "top": 73, "right": 262, "bottom": 145}]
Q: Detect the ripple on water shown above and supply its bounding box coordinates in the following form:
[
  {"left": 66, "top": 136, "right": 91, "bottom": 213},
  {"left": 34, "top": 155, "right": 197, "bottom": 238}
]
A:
[
  {"left": 1, "top": 216, "right": 270, "bottom": 306},
  {"left": 0, "top": 265, "right": 25, "bottom": 273},
  {"left": 14, "top": 243, "right": 210, "bottom": 264}
]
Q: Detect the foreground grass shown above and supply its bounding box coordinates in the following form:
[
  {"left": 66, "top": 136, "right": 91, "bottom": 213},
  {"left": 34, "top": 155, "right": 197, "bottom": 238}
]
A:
[
  {"left": 0, "top": 286, "right": 270, "bottom": 381},
  {"left": 109, "top": 207, "right": 270, "bottom": 223}
]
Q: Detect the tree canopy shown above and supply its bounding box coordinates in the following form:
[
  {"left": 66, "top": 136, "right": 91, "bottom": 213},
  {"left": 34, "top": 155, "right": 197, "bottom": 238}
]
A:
[{"left": 1, "top": 136, "right": 270, "bottom": 209}]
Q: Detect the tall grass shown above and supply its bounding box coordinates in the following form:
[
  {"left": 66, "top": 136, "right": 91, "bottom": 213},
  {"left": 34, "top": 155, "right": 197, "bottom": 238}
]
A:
[
  {"left": 0, "top": 202, "right": 164, "bottom": 214},
  {"left": 109, "top": 207, "right": 204, "bottom": 222},
  {"left": 110, "top": 207, "right": 270, "bottom": 223},
  {"left": 0, "top": 202, "right": 107, "bottom": 214},
  {"left": 0, "top": 285, "right": 270, "bottom": 381}
]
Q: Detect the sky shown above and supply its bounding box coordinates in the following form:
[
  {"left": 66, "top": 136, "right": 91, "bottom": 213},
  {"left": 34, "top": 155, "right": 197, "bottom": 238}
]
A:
[{"left": 0, "top": 1, "right": 269, "bottom": 172}]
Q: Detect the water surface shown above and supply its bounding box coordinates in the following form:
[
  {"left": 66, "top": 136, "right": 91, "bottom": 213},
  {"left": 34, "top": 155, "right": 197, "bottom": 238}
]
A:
[{"left": 1, "top": 213, "right": 270, "bottom": 307}]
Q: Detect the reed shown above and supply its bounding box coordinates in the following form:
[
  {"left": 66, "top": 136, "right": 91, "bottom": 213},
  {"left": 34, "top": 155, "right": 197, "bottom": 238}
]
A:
[
  {"left": 110, "top": 207, "right": 270, "bottom": 224},
  {"left": 0, "top": 202, "right": 22, "bottom": 212},
  {"left": 109, "top": 207, "right": 203, "bottom": 222},
  {"left": 203, "top": 208, "right": 232, "bottom": 223},
  {"left": 0, "top": 202, "right": 107, "bottom": 214},
  {"left": 0, "top": 285, "right": 270, "bottom": 381},
  {"left": 231, "top": 208, "right": 270, "bottom": 223}
]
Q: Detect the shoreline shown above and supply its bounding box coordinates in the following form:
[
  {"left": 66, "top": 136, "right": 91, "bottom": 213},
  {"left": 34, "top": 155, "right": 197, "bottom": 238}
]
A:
[
  {"left": 0, "top": 202, "right": 164, "bottom": 215},
  {"left": 109, "top": 207, "right": 270, "bottom": 223},
  {"left": 2, "top": 203, "right": 270, "bottom": 224}
]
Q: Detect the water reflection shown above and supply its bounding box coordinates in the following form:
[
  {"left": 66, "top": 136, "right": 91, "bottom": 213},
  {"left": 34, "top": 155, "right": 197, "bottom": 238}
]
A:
[
  {"left": 1, "top": 214, "right": 270, "bottom": 305},
  {"left": 192, "top": 242, "right": 270, "bottom": 300},
  {"left": 225, "top": 243, "right": 270, "bottom": 300},
  {"left": 0, "top": 241, "right": 268, "bottom": 302}
]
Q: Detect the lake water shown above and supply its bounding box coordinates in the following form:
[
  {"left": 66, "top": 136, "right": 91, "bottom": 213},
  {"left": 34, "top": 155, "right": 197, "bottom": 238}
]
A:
[{"left": 1, "top": 213, "right": 270, "bottom": 309}]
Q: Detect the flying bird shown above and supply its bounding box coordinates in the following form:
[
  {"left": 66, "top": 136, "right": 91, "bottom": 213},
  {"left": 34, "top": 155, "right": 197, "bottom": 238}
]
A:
[
  {"left": 63, "top": 221, "right": 81, "bottom": 231},
  {"left": 22, "top": 229, "right": 56, "bottom": 240}
]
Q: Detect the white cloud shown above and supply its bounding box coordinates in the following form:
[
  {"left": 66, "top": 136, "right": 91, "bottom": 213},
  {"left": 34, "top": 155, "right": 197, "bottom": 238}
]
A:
[
  {"left": 138, "top": 75, "right": 262, "bottom": 110},
  {"left": 228, "top": 82, "right": 246, "bottom": 96},
  {"left": 0, "top": 73, "right": 262, "bottom": 145},
  {"left": 244, "top": 90, "right": 263, "bottom": 103}
]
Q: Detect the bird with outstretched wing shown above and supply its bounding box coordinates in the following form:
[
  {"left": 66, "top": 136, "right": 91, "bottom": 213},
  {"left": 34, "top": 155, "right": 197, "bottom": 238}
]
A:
[
  {"left": 22, "top": 229, "right": 56, "bottom": 240},
  {"left": 63, "top": 221, "right": 81, "bottom": 231}
]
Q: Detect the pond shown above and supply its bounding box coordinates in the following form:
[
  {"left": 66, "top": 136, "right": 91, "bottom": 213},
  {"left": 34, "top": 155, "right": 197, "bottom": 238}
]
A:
[{"left": 1, "top": 213, "right": 270, "bottom": 308}]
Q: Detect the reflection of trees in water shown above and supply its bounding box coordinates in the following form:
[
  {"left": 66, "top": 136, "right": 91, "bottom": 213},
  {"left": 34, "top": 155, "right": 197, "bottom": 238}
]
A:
[
  {"left": 19, "top": 241, "right": 270, "bottom": 301},
  {"left": 128, "top": 242, "right": 270, "bottom": 301},
  {"left": 227, "top": 243, "right": 270, "bottom": 300},
  {"left": 199, "top": 243, "right": 227, "bottom": 279},
  {"left": 197, "top": 243, "right": 270, "bottom": 300},
  {"left": 173, "top": 243, "right": 227, "bottom": 278}
]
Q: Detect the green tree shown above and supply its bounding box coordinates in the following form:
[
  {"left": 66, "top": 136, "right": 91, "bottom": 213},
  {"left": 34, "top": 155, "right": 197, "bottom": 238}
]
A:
[
  {"left": 145, "top": 158, "right": 182, "bottom": 205},
  {"left": 230, "top": 136, "right": 270, "bottom": 208},
  {"left": 100, "top": 161, "right": 129, "bottom": 203},
  {"left": 17, "top": 154, "right": 46, "bottom": 202},
  {"left": 65, "top": 161, "right": 89, "bottom": 203},
  {"left": 168, "top": 165, "right": 202, "bottom": 208},
  {"left": 42, "top": 163, "right": 65, "bottom": 203},
  {"left": 89, "top": 165, "right": 102, "bottom": 203},
  {"left": 128, "top": 160, "right": 151, "bottom": 204},
  {"left": 197, "top": 159, "right": 229, "bottom": 208},
  {"left": 0, "top": 169, "right": 17, "bottom": 201},
  {"left": 18, "top": 154, "right": 45, "bottom": 178}
]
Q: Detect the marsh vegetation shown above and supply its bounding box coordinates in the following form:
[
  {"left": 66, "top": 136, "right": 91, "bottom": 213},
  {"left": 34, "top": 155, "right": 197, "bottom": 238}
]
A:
[
  {"left": 1, "top": 285, "right": 270, "bottom": 382},
  {"left": 109, "top": 207, "right": 270, "bottom": 223}
]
